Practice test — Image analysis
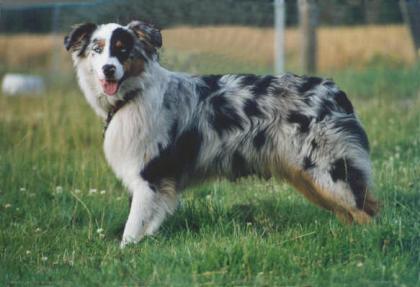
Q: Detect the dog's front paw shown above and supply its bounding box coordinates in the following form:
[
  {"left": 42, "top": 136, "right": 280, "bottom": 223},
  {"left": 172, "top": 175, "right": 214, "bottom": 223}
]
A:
[
  {"left": 120, "top": 235, "right": 140, "bottom": 249},
  {"left": 119, "top": 240, "right": 128, "bottom": 249}
]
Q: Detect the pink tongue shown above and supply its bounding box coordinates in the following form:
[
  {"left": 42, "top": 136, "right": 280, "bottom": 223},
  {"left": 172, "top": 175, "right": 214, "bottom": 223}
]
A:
[{"left": 100, "top": 80, "right": 118, "bottom": 96}]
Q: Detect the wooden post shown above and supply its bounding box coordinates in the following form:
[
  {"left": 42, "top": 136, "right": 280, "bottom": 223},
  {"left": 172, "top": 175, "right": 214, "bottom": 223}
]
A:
[
  {"left": 299, "top": 0, "right": 318, "bottom": 74},
  {"left": 400, "top": 0, "right": 420, "bottom": 59},
  {"left": 274, "top": 0, "right": 285, "bottom": 74}
]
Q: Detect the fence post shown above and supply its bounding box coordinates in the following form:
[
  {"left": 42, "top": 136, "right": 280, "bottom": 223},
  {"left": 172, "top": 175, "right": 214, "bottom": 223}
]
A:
[
  {"left": 299, "top": 0, "right": 318, "bottom": 74},
  {"left": 274, "top": 0, "right": 285, "bottom": 75},
  {"left": 400, "top": 0, "right": 420, "bottom": 59}
]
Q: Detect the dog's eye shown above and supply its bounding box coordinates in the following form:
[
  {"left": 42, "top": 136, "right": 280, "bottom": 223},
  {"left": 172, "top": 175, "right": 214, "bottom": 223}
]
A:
[
  {"left": 93, "top": 46, "right": 103, "bottom": 53},
  {"left": 120, "top": 48, "right": 127, "bottom": 53}
]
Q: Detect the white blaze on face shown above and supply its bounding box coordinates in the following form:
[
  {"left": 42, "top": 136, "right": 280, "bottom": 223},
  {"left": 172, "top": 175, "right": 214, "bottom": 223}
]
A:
[{"left": 90, "top": 24, "right": 126, "bottom": 96}]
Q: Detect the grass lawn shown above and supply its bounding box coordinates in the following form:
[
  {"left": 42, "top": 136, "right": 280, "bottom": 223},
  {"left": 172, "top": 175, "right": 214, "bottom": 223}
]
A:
[{"left": 0, "top": 63, "right": 419, "bottom": 286}]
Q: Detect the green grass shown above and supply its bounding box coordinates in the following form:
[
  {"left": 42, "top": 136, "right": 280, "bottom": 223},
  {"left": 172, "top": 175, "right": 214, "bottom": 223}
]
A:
[{"left": 0, "top": 62, "right": 419, "bottom": 286}]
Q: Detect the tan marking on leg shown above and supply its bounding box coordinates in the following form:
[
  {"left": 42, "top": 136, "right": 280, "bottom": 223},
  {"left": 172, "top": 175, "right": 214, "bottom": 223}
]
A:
[
  {"left": 143, "top": 178, "right": 178, "bottom": 236},
  {"left": 158, "top": 178, "right": 177, "bottom": 205},
  {"left": 335, "top": 210, "right": 353, "bottom": 224},
  {"left": 361, "top": 191, "right": 380, "bottom": 217},
  {"left": 347, "top": 187, "right": 379, "bottom": 224},
  {"left": 349, "top": 209, "right": 372, "bottom": 224},
  {"left": 282, "top": 165, "right": 337, "bottom": 212},
  {"left": 281, "top": 164, "right": 378, "bottom": 224}
]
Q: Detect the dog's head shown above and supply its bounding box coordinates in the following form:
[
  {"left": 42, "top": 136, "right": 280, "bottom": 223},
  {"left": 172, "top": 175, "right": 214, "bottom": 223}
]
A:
[{"left": 64, "top": 21, "right": 162, "bottom": 97}]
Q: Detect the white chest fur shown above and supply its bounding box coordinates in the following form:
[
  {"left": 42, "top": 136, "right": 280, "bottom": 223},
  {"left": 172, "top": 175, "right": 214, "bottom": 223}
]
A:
[
  {"left": 103, "top": 101, "right": 154, "bottom": 192},
  {"left": 102, "top": 86, "right": 173, "bottom": 191}
]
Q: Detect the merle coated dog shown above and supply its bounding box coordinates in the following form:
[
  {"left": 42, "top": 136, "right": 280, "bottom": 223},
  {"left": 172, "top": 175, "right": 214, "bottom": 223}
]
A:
[{"left": 65, "top": 21, "right": 379, "bottom": 247}]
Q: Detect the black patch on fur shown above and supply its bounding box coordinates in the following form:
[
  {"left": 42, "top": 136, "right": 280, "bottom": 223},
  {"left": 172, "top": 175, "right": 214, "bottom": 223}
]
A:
[
  {"left": 141, "top": 129, "right": 202, "bottom": 185},
  {"left": 298, "top": 76, "right": 323, "bottom": 94},
  {"left": 330, "top": 158, "right": 346, "bottom": 183},
  {"left": 323, "top": 80, "right": 336, "bottom": 88},
  {"left": 334, "top": 90, "right": 354, "bottom": 114},
  {"left": 287, "top": 111, "right": 311, "bottom": 133},
  {"left": 240, "top": 74, "right": 259, "bottom": 86},
  {"left": 239, "top": 75, "right": 276, "bottom": 97},
  {"left": 110, "top": 28, "right": 134, "bottom": 63},
  {"left": 317, "top": 99, "right": 336, "bottom": 122},
  {"left": 334, "top": 117, "right": 370, "bottom": 151},
  {"left": 197, "top": 75, "right": 222, "bottom": 100},
  {"left": 169, "top": 120, "right": 178, "bottom": 142},
  {"left": 272, "top": 86, "right": 288, "bottom": 98},
  {"left": 128, "top": 20, "right": 162, "bottom": 50},
  {"left": 231, "top": 152, "right": 252, "bottom": 179},
  {"left": 203, "top": 75, "right": 221, "bottom": 90},
  {"left": 157, "top": 143, "right": 164, "bottom": 153},
  {"left": 310, "top": 139, "right": 318, "bottom": 150},
  {"left": 163, "top": 99, "right": 171, "bottom": 109},
  {"left": 148, "top": 183, "right": 157, "bottom": 192},
  {"left": 250, "top": 76, "right": 276, "bottom": 98},
  {"left": 243, "top": 99, "right": 264, "bottom": 118},
  {"left": 123, "top": 88, "right": 141, "bottom": 101},
  {"left": 209, "top": 94, "right": 244, "bottom": 137},
  {"left": 330, "top": 158, "right": 368, "bottom": 210},
  {"left": 347, "top": 163, "right": 369, "bottom": 210},
  {"left": 253, "top": 129, "right": 267, "bottom": 150},
  {"left": 64, "top": 23, "right": 97, "bottom": 56},
  {"left": 303, "top": 156, "right": 316, "bottom": 170}
]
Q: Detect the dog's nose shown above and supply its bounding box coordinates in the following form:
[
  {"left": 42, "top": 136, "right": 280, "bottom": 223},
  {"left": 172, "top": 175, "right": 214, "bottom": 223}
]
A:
[{"left": 103, "top": 64, "right": 116, "bottom": 78}]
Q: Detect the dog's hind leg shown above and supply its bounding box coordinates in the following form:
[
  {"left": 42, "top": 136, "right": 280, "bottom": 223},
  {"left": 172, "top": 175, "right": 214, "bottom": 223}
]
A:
[
  {"left": 145, "top": 179, "right": 178, "bottom": 236},
  {"left": 282, "top": 161, "right": 379, "bottom": 224}
]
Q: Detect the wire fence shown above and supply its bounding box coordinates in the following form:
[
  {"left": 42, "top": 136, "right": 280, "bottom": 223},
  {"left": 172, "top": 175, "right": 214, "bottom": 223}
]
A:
[
  {"left": 0, "top": 0, "right": 418, "bottom": 87},
  {"left": 0, "top": 0, "right": 406, "bottom": 33}
]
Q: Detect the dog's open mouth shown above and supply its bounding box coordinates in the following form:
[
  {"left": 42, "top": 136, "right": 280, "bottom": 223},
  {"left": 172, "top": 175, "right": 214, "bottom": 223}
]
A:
[{"left": 100, "top": 79, "right": 119, "bottom": 96}]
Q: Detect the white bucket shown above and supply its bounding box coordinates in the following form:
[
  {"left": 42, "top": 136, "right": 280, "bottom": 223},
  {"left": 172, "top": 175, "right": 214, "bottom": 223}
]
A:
[{"left": 1, "top": 73, "right": 45, "bottom": 96}]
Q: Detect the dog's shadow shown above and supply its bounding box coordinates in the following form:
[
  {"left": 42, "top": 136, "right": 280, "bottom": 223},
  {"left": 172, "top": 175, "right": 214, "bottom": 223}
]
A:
[
  {"left": 110, "top": 198, "right": 328, "bottom": 239},
  {"left": 111, "top": 188, "right": 420, "bottom": 240},
  {"left": 158, "top": 199, "right": 330, "bottom": 238}
]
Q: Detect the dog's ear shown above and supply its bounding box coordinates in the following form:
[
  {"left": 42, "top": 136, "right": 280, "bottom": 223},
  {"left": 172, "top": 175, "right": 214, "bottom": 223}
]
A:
[
  {"left": 127, "top": 20, "right": 162, "bottom": 49},
  {"left": 64, "top": 23, "right": 97, "bottom": 55}
]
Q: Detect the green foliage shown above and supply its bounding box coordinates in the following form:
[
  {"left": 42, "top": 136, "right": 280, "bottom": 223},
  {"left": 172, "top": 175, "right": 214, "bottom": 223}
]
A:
[{"left": 0, "top": 62, "right": 419, "bottom": 285}]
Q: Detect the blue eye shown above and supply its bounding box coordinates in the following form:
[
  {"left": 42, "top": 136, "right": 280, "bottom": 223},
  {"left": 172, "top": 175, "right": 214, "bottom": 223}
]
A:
[{"left": 93, "top": 46, "right": 103, "bottom": 53}]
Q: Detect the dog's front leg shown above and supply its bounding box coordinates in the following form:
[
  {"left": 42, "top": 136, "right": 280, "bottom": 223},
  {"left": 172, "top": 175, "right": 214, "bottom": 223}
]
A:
[{"left": 120, "top": 180, "right": 154, "bottom": 248}]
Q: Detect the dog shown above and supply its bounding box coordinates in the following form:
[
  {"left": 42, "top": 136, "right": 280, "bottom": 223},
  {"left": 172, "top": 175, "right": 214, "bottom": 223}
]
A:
[{"left": 65, "top": 21, "right": 379, "bottom": 247}]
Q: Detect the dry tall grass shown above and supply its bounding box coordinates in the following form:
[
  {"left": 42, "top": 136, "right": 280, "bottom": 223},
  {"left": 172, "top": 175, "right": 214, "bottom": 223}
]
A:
[
  {"left": 163, "top": 25, "right": 416, "bottom": 71},
  {"left": 0, "top": 35, "right": 58, "bottom": 69},
  {"left": 0, "top": 25, "right": 416, "bottom": 73}
]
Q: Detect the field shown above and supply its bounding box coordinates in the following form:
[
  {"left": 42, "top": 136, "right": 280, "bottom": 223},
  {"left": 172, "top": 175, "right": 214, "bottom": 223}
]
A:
[
  {"left": 0, "top": 25, "right": 416, "bottom": 75},
  {"left": 1, "top": 25, "right": 420, "bottom": 286}
]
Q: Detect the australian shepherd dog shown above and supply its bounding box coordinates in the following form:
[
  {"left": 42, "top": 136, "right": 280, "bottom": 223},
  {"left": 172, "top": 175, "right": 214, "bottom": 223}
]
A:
[{"left": 65, "top": 21, "right": 379, "bottom": 247}]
